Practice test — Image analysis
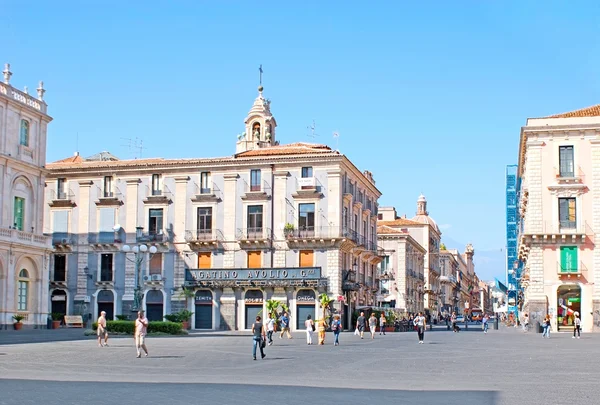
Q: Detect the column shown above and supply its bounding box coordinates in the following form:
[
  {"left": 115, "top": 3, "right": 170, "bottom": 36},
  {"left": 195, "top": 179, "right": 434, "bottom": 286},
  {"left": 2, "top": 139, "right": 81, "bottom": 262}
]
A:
[
  {"left": 222, "top": 174, "right": 238, "bottom": 268},
  {"left": 219, "top": 287, "right": 237, "bottom": 330}
]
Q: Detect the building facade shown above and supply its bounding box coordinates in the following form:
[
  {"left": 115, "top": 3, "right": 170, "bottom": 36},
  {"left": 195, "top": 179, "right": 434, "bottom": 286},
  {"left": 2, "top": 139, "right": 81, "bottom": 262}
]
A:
[
  {"left": 439, "top": 249, "right": 459, "bottom": 315},
  {"left": 377, "top": 215, "right": 426, "bottom": 314},
  {"left": 44, "top": 86, "right": 381, "bottom": 330},
  {"left": 0, "top": 64, "right": 53, "bottom": 329},
  {"left": 517, "top": 105, "right": 600, "bottom": 332},
  {"left": 506, "top": 164, "right": 521, "bottom": 317}
]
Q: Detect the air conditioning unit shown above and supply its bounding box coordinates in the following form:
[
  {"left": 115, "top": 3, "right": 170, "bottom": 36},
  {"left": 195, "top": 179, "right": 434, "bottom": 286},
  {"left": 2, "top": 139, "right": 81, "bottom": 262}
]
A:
[
  {"left": 61, "top": 238, "right": 70, "bottom": 244},
  {"left": 151, "top": 274, "right": 162, "bottom": 281},
  {"left": 143, "top": 276, "right": 150, "bottom": 281}
]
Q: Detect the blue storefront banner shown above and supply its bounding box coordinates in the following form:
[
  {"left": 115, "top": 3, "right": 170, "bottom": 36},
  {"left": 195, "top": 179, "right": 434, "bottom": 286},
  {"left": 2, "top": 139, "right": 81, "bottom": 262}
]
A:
[
  {"left": 495, "top": 278, "right": 508, "bottom": 294},
  {"left": 186, "top": 267, "right": 322, "bottom": 282}
]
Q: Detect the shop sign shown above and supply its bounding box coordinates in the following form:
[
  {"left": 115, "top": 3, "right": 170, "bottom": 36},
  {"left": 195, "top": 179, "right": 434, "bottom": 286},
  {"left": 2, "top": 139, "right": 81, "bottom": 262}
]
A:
[
  {"left": 186, "top": 267, "right": 321, "bottom": 282},
  {"left": 195, "top": 295, "right": 212, "bottom": 302},
  {"left": 297, "top": 295, "right": 315, "bottom": 303},
  {"left": 245, "top": 297, "right": 263, "bottom": 304}
]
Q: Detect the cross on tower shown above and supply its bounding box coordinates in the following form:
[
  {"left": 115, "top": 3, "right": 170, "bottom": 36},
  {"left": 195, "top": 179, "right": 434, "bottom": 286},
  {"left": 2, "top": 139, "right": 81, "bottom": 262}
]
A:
[{"left": 259, "top": 64, "right": 263, "bottom": 86}]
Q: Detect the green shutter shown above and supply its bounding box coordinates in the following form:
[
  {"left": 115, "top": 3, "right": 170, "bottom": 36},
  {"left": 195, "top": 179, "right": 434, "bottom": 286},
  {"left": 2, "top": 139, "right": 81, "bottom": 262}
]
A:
[
  {"left": 14, "top": 197, "right": 24, "bottom": 231},
  {"left": 560, "top": 246, "right": 578, "bottom": 273}
]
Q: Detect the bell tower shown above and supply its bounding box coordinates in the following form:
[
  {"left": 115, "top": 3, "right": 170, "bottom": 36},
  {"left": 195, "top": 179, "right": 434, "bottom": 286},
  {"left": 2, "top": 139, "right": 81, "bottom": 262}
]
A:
[
  {"left": 236, "top": 85, "right": 277, "bottom": 154},
  {"left": 417, "top": 194, "right": 428, "bottom": 216}
]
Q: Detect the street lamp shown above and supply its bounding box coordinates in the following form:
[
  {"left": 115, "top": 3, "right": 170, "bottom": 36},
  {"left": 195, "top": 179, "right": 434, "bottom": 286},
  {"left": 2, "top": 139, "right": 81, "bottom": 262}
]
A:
[{"left": 121, "top": 229, "right": 158, "bottom": 312}]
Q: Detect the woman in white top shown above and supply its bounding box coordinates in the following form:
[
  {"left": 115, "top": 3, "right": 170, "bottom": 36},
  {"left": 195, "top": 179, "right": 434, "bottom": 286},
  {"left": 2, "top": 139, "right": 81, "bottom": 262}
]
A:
[
  {"left": 369, "top": 313, "right": 378, "bottom": 339},
  {"left": 573, "top": 311, "right": 581, "bottom": 339},
  {"left": 265, "top": 314, "right": 275, "bottom": 346},
  {"left": 305, "top": 314, "right": 314, "bottom": 345},
  {"left": 413, "top": 312, "right": 426, "bottom": 344}
]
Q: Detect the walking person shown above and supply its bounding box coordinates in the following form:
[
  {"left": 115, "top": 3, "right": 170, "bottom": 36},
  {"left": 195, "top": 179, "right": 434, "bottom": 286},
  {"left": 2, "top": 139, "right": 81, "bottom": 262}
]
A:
[
  {"left": 251, "top": 315, "right": 266, "bottom": 360},
  {"left": 379, "top": 313, "right": 386, "bottom": 335},
  {"left": 522, "top": 313, "right": 530, "bottom": 332},
  {"left": 482, "top": 314, "right": 489, "bottom": 334},
  {"left": 356, "top": 312, "right": 366, "bottom": 339},
  {"left": 97, "top": 311, "right": 109, "bottom": 347},
  {"left": 451, "top": 311, "right": 459, "bottom": 332},
  {"left": 369, "top": 313, "right": 377, "bottom": 339},
  {"left": 331, "top": 314, "right": 341, "bottom": 346},
  {"left": 573, "top": 312, "right": 581, "bottom": 339},
  {"left": 265, "top": 313, "right": 275, "bottom": 346},
  {"left": 279, "top": 312, "right": 293, "bottom": 339},
  {"left": 305, "top": 314, "right": 314, "bottom": 345},
  {"left": 134, "top": 310, "right": 149, "bottom": 358},
  {"left": 414, "top": 311, "right": 426, "bottom": 344},
  {"left": 542, "top": 314, "right": 551, "bottom": 338}
]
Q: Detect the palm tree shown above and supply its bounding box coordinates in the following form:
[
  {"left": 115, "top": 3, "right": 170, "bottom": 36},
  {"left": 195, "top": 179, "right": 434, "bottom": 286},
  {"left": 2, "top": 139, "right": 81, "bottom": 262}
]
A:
[{"left": 319, "top": 293, "right": 334, "bottom": 326}]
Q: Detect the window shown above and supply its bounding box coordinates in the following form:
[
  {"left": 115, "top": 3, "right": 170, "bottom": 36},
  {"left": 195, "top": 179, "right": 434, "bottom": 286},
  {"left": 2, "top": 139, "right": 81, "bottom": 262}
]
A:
[
  {"left": 198, "top": 252, "right": 211, "bottom": 269},
  {"left": 18, "top": 269, "right": 29, "bottom": 311},
  {"left": 250, "top": 169, "right": 261, "bottom": 192},
  {"left": 354, "top": 214, "right": 358, "bottom": 232},
  {"left": 377, "top": 213, "right": 383, "bottom": 220},
  {"left": 20, "top": 119, "right": 29, "bottom": 146},
  {"left": 247, "top": 251, "right": 262, "bottom": 269},
  {"left": 300, "top": 167, "right": 314, "bottom": 189},
  {"left": 100, "top": 254, "right": 113, "bottom": 282},
  {"left": 200, "top": 172, "right": 211, "bottom": 194},
  {"left": 560, "top": 246, "right": 578, "bottom": 273},
  {"left": 149, "top": 209, "right": 164, "bottom": 235},
  {"left": 54, "top": 255, "right": 66, "bottom": 282},
  {"left": 559, "top": 198, "right": 576, "bottom": 229},
  {"left": 14, "top": 197, "right": 24, "bottom": 231},
  {"left": 363, "top": 220, "right": 368, "bottom": 240},
  {"left": 197, "top": 207, "right": 213, "bottom": 235},
  {"left": 343, "top": 207, "right": 348, "bottom": 231},
  {"left": 298, "top": 203, "right": 315, "bottom": 232},
  {"left": 301, "top": 167, "right": 313, "bottom": 178},
  {"left": 98, "top": 207, "right": 115, "bottom": 243},
  {"left": 57, "top": 178, "right": 66, "bottom": 199},
  {"left": 559, "top": 146, "right": 574, "bottom": 177},
  {"left": 299, "top": 250, "right": 314, "bottom": 267},
  {"left": 151, "top": 174, "right": 161, "bottom": 196},
  {"left": 149, "top": 253, "right": 162, "bottom": 275},
  {"left": 103, "top": 176, "right": 113, "bottom": 198},
  {"left": 247, "top": 205, "right": 263, "bottom": 233}
]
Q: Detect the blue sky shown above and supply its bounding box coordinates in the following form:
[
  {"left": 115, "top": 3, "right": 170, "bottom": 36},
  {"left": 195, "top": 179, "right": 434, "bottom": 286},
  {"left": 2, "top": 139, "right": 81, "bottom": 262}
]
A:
[{"left": 3, "top": 1, "right": 600, "bottom": 280}]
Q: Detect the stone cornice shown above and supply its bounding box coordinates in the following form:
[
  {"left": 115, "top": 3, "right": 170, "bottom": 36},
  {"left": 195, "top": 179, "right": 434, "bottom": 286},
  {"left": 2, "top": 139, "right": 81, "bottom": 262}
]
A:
[{"left": 125, "top": 178, "right": 141, "bottom": 185}]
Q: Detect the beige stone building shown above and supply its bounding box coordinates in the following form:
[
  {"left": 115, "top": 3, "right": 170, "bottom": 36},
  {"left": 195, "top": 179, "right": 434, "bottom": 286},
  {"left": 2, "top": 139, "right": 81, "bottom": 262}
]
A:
[
  {"left": 0, "top": 64, "right": 53, "bottom": 328},
  {"left": 517, "top": 104, "right": 600, "bottom": 332},
  {"left": 44, "top": 86, "right": 381, "bottom": 330}
]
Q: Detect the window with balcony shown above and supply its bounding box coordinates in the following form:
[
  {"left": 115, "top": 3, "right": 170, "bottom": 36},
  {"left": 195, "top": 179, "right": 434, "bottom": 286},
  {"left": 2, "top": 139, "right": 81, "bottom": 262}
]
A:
[
  {"left": 151, "top": 174, "right": 161, "bottom": 196},
  {"left": 103, "top": 176, "right": 113, "bottom": 198},
  {"left": 247, "top": 205, "right": 263, "bottom": 234},
  {"left": 250, "top": 169, "right": 261, "bottom": 192},
  {"left": 18, "top": 269, "right": 29, "bottom": 311},
  {"left": 559, "top": 146, "right": 574, "bottom": 177},
  {"left": 301, "top": 167, "right": 313, "bottom": 178},
  {"left": 98, "top": 207, "right": 115, "bottom": 243},
  {"left": 149, "top": 253, "right": 162, "bottom": 275},
  {"left": 54, "top": 255, "right": 66, "bottom": 282},
  {"left": 57, "top": 178, "right": 67, "bottom": 199},
  {"left": 559, "top": 246, "right": 578, "bottom": 273},
  {"left": 300, "top": 167, "right": 313, "bottom": 190},
  {"left": 197, "top": 207, "right": 212, "bottom": 236},
  {"left": 20, "top": 119, "right": 29, "bottom": 146},
  {"left": 343, "top": 207, "right": 348, "bottom": 230},
  {"left": 13, "top": 197, "right": 24, "bottom": 230},
  {"left": 298, "top": 203, "right": 315, "bottom": 232},
  {"left": 200, "top": 172, "right": 211, "bottom": 194},
  {"left": 354, "top": 214, "right": 358, "bottom": 233},
  {"left": 558, "top": 198, "right": 576, "bottom": 229},
  {"left": 100, "top": 253, "right": 113, "bottom": 282},
  {"left": 149, "top": 209, "right": 164, "bottom": 235}
]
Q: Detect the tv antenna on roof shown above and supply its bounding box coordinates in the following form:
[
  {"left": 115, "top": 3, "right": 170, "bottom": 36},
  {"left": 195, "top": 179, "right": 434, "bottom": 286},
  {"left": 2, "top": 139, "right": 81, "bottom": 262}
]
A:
[
  {"left": 307, "top": 120, "right": 319, "bottom": 139},
  {"left": 333, "top": 131, "right": 340, "bottom": 151},
  {"left": 121, "top": 137, "right": 146, "bottom": 159}
]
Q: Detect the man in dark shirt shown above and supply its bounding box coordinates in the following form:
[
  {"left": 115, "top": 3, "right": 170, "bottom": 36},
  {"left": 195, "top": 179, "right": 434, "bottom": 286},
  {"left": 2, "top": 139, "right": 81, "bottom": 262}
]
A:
[
  {"left": 356, "top": 312, "right": 366, "bottom": 339},
  {"left": 251, "top": 315, "right": 266, "bottom": 360}
]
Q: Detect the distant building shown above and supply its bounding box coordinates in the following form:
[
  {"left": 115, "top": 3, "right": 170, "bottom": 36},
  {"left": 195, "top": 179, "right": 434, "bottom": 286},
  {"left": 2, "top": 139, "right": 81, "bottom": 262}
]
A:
[
  {"left": 505, "top": 164, "right": 521, "bottom": 316},
  {"left": 0, "top": 64, "right": 53, "bottom": 329}
]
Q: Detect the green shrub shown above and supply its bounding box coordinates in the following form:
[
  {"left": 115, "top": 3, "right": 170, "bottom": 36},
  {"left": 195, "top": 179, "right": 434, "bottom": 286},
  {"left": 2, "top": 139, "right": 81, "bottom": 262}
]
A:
[
  {"left": 116, "top": 314, "right": 129, "bottom": 321},
  {"left": 51, "top": 312, "right": 64, "bottom": 321},
  {"left": 163, "top": 314, "right": 180, "bottom": 323},
  {"left": 92, "top": 320, "right": 183, "bottom": 335}
]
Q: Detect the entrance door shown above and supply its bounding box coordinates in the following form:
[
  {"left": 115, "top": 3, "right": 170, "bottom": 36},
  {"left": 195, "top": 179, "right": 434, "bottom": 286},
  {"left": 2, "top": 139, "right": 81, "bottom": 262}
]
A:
[
  {"left": 557, "top": 284, "right": 581, "bottom": 331},
  {"left": 97, "top": 290, "right": 114, "bottom": 320},
  {"left": 245, "top": 290, "right": 264, "bottom": 329},
  {"left": 195, "top": 290, "right": 213, "bottom": 329},
  {"left": 296, "top": 289, "right": 316, "bottom": 329},
  {"left": 145, "top": 290, "right": 164, "bottom": 322},
  {"left": 51, "top": 290, "right": 67, "bottom": 321}
]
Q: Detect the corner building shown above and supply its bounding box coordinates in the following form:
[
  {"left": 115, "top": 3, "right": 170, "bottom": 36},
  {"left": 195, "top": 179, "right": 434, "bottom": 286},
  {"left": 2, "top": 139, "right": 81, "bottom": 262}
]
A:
[
  {"left": 45, "top": 87, "right": 381, "bottom": 330},
  {"left": 0, "top": 64, "right": 53, "bottom": 329}
]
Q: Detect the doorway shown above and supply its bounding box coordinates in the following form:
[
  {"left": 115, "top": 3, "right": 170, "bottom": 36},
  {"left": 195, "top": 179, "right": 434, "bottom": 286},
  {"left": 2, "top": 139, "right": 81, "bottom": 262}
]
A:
[
  {"left": 146, "top": 290, "right": 164, "bottom": 322},
  {"left": 244, "top": 290, "right": 264, "bottom": 329},
  {"left": 296, "top": 289, "right": 316, "bottom": 330},
  {"left": 195, "top": 290, "right": 213, "bottom": 329},
  {"left": 97, "top": 290, "right": 114, "bottom": 320},
  {"left": 51, "top": 290, "right": 67, "bottom": 322},
  {"left": 557, "top": 284, "right": 581, "bottom": 331}
]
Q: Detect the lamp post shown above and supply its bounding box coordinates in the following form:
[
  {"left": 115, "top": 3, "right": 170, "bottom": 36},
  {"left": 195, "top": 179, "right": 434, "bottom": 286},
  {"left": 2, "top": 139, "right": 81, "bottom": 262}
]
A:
[{"left": 121, "top": 227, "right": 158, "bottom": 312}]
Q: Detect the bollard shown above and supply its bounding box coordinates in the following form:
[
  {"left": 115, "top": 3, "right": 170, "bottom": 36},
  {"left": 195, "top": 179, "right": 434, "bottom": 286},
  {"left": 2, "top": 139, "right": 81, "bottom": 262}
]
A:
[{"left": 494, "top": 317, "right": 499, "bottom": 330}]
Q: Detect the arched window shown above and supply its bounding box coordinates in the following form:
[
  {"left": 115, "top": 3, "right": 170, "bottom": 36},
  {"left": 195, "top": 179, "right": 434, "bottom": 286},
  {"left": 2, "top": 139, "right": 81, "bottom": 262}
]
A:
[
  {"left": 18, "top": 269, "right": 29, "bottom": 311},
  {"left": 20, "top": 119, "right": 29, "bottom": 146}
]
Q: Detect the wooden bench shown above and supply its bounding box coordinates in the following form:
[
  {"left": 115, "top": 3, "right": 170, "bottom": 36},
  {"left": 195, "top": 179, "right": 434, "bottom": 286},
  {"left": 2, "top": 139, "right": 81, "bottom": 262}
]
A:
[{"left": 64, "top": 315, "right": 84, "bottom": 328}]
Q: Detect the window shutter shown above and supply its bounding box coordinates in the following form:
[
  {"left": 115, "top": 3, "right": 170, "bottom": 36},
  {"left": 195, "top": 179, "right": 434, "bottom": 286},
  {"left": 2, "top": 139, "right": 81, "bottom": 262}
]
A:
[{"left": 53, "top": 211, "right": 69, "bottom": 234}]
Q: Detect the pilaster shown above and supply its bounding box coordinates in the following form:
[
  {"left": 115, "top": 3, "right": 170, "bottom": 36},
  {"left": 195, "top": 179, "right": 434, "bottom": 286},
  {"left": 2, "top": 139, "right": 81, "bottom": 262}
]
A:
[
  {"left": 75, "top": 181, "right": 93, "bottom": 301},
  {"left": 219, "top": 288, "right": 236, "bottom": 330},
  {"left": 524, "top": 140, "right": 544, "bottom": 234},
  {"left": 125, "top": 179, "right": 140, "bottom": 243},
  {"left": 223, "top": 173, "right": 238, "bottom": 241},
  {"left": 173, "top": 176, "right": 189, "bottom": 244},
  {"left": 272, "top": 171, "right": 288, "bottom": 238}
]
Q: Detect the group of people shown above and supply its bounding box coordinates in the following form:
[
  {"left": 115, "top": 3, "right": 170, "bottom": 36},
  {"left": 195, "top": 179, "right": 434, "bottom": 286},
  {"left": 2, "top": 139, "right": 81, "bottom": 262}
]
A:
[
  {"left": 540, "top": 311, "right": 582, "bottom": 339},
  {"left": 354, "top": 311, "right": 388, "bottom": 339},
  {"left": 96, "top": 310, "right": 150, "bottom": 358}
]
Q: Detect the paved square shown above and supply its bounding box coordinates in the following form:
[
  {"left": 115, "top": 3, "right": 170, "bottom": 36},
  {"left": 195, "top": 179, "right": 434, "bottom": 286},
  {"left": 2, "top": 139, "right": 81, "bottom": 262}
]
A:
[{"left": 0, "top": 326, "right": 598, "bottom": 405}]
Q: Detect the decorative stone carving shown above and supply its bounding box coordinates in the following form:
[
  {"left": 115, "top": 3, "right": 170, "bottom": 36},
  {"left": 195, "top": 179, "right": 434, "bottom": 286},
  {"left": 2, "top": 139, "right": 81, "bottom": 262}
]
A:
[
  {"left": 3, "top": 63, "right": 12, "bottom": 84},
  {"left": 37, "top": 81, "right": 45, "bottom": 101}
]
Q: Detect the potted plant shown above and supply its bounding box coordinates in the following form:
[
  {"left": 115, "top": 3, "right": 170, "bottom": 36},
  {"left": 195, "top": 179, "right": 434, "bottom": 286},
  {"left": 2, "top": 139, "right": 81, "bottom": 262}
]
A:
[
  {"left": 13, "top": 314, "right": 24, "bottom": 330},
  {"left": 179, "top": 309, "right": 194, "bottom": 330},
  {"left": 51, "top": 313, "right": 63, "bottom": 329},
  {"left": 284, "top": 223, "right": 295, "bottom": 238}
]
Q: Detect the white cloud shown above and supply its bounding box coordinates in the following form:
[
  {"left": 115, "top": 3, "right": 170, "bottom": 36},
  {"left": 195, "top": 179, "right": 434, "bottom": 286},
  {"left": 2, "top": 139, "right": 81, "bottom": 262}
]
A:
[{"left": 438, "top": 224, "right": 452, "bottom": 230}]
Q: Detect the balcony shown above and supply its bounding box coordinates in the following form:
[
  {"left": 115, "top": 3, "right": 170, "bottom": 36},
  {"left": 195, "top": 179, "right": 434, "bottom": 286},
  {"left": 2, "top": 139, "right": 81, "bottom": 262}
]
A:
[
  {"left": 48, "top": 189, "right": 76, "bottom": 208},
  {"left": 137, "top": 231, "right": 171, "bottom": 244},
  {"left": 95, "top": 191, "right": 123, "bottom": 207},
  {"left": 185, "top": 229, "right": 224, "bottom": 249},
  {"left": 237, "top": 227, "right": 272, "bottom": 247},
  {"left": 285, "top": 226, "right": 362, "bottom": 249},
  {"left": 0, "top": 227, "right": 51, "bottom": 250},
  {"left": 191, "top": 182, "right": 221, "bottom": 203},
  {"left": 143, "top": 273, "right": 165, "bottom": 286},
  {"left": 521, "top": 221, "right": 590, "bottom": 247},
  {"left": 242, "top": 180, "right": 271, "bottom": 201},
  {"left": 95, "top": 270, "right": 114, "bottom": 287},
  {"left": 557, "top": 262, "right": 587, "bottom": 278},
  {"left": 88, "top": 232, "right": 121, "bottom": 247},
  {"left": 554, "top": 166, "right": 585, "bottom": 185},
  {"left": 143, "top": 189, "right": 171, "bottom": 205},
  {"left": 439, "top": 275, "right": 457, "bottom": 285},
  {"left": 292, "top": 177, "right": 323, "bottom": 199},
  {"left": 52, "top": 232, "right": 75, "bottom": 251}
]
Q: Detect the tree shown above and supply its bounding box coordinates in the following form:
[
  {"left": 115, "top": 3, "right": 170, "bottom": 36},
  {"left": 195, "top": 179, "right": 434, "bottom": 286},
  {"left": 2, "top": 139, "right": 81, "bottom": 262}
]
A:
[{"left": 319, "top": 293, "right": 334, "bottom": 326}]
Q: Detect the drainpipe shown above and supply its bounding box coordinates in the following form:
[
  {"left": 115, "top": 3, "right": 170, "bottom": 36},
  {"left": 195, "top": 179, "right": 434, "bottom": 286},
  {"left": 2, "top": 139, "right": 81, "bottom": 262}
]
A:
[{"left": 270, "top": 164, "right": 275, "bottom": 269}]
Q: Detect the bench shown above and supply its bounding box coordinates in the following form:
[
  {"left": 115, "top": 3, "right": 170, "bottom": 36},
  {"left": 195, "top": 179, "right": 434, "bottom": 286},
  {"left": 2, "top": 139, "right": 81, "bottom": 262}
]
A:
[{"left": 64, "top": 315, "right": 84, "bottom": 328}]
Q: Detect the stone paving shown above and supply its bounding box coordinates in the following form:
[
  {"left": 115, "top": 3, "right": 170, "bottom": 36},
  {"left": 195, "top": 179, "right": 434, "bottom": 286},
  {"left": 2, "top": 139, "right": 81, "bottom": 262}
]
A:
[{"left": 0, "top": 325, "right": 599, "bottom": 405}]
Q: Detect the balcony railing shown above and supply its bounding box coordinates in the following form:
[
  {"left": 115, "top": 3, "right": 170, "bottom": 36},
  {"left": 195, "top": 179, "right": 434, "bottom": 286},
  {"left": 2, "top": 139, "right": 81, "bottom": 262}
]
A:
[
  {"left": 522, "top": 221, "right": 591, "bottom": 236},
  {"left": 557, "top": 261, "right": 587, "bottom": 275},
  {"left": 138, "top": 231, "right": 170, "bottom": 243},
  {"left": 1, "top": 227, "right": 51, "bottom": 248},
  {"left": 52, "top": 232, "right": 75, "bottom": 245},
  {"left": 237, "top": 227, "right": 271, "bottom": 240},
  {"left": 185, "top": 229, "right": 224, "bottom": 242}
]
